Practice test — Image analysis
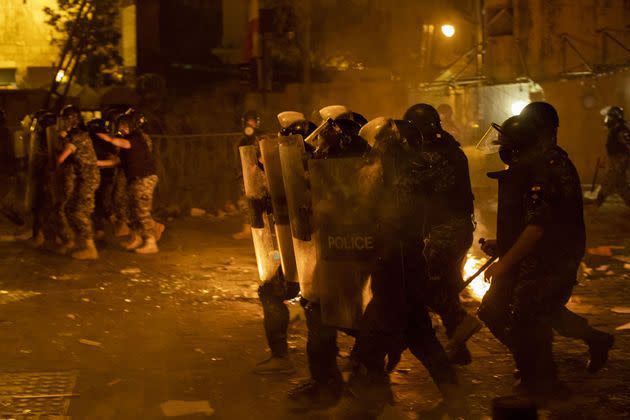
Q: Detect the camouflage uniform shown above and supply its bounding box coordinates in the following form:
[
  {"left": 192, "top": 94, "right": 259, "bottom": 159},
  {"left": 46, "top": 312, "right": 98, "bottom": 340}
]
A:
[
  {"left": 54, "top": 156, "right": 76, "bottom": 243},
  {"left": 121, "top": 132, "right": 158, "bottom": 240},
  {"left": 411, "top": 131, "right": 475, "bottom": 338},
  {"left": 598, "top": 123, "right": 630, "bottom": 206},
  {"left": 67, "top": 130, "right": 100, "bottom": 240},
  {"left": 113, "top": 168, "right": 130, "bottom": 225},
  {"left": 479, "top": 146, "right": 585, "bottom": 390},
  {"left": 128, "top": 174, "right": 158, "bottom": 239}
]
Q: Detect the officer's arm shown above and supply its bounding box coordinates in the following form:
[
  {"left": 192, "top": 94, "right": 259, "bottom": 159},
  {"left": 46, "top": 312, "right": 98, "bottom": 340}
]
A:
[
  {"left": 498, "top": 225, "right": 544, "bottom": 270},
  {"left": 57, "top": 143, "right": 75, "bottom": 165},
  {"left": 96, "top": 132, "right": 131, "bottom": 149}
]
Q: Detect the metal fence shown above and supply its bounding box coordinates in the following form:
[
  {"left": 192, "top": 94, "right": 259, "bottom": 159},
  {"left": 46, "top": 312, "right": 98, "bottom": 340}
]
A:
[{"left": 152, "top": 132, "right": 242, "bottom": 210}]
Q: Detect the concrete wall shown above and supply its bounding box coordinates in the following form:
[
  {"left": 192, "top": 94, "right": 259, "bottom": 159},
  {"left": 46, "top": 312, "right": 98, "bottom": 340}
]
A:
[{"left": 0, "top": 0, "right": 59, "bottom": 87}]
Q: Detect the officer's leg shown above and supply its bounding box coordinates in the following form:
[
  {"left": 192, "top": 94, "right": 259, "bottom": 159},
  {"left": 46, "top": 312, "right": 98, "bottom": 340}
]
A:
[
  {"left": 509, "top": 274, "right": 571, "bottom": 399},
  {"left": 55, "top": 172, "right": 76, "bottom": 249},
  {"left": 70, "top": 173, "right": 99, "bottom": 260},
  {"left": 254, "top": 273, "right": 299, "bottom": 375},
  {"left": 552, "top": 306, "right": 614, "bottom": 373},
  {"left": 424, "top": 237, "right": 477, "bottom": 364},
  {"left": 112, "top": 169, "right": 130, "bottom": 237},
  {"left": 288, "top": 298, "right": 342, "bottom": 409}
]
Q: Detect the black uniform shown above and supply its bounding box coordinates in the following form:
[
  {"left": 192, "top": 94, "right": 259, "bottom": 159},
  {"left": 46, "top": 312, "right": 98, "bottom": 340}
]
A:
[
  {"left": 412, "top": 130, "right": 476, "bottom": 356},
  {"left": 598, "top": 122, "right": 630, "bottom": 206},
  {"left": 480, "top": 145, "right": 585, "bottom": 391},
  {"left": 346, "top": 129, "right": 458, "bottom": 416}
]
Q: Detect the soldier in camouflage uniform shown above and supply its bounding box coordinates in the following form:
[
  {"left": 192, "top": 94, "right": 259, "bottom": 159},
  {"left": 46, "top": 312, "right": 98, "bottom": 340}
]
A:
[
  {"left": 56, "top": 106, "right": 100, "bottom": 260},
  {"left": 97, "top": 113, "right": 161, "bottom": 254},
  {"left": 597, "top": 106, "right": 630, "bottom": 207},
  {"left": 403, "top": 104, "right": 481, "bottom": 366}
]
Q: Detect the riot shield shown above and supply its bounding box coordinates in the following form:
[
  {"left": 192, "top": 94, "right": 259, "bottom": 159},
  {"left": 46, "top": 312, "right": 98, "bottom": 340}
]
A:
[
  {"left": 309, "top": 157, "right": 386, "bottom": 330},
  {"left": 259, "top": 136, "right": 298, "bottom": 284},
  {"left": 239, "top": 145, "right": 280, "bottom": 282},
  {"left": 279, "top": 136, "right": 320, "bottom": 302}
]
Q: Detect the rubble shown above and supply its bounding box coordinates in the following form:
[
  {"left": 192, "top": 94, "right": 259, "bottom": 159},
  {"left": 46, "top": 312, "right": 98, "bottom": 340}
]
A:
[
  {"left": 160, "top": 400, "right": 214, "bottom": 417},
  {"left": 190, "top": 208, "right": 207, "bottom": 217},
  {"left": 79, "top": 339, "right": 102, "bottom": 347},
  {"left": 587, "top": 246, "right": 625, "bottom": 257}
]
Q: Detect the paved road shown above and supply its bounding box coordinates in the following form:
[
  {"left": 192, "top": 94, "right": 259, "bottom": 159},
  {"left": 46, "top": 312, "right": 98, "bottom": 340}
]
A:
[{"left": 0, "top": 196, "right": 629, "bottom": 419}]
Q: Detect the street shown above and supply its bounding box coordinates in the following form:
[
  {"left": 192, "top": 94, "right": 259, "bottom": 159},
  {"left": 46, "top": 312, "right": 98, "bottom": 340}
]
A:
[{"left": 1, "top": 195, "right": 629, "bottom": 419}]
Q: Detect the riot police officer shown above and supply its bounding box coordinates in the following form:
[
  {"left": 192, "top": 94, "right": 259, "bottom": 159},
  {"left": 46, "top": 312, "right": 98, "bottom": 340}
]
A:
[
  {"left": 253, "top": 111, "right": 317, "bottom": 375},
  {"left": 517, "top": 102, "right": 614, "bottom": 373},
  {"left": 402, "top": 103, "right": 481, "bottom": 365},
  {"left": 286, "top": 106, "right": 368, "bottom": 410},
  {"left": 597, "top": 106, "right": 630, "bottom": 207},
  {"left": 345, "top": 117, "right": 463, "bottom": 417},
  {"left": 479, "top": 113, "right": 586, "bottom": 402}
]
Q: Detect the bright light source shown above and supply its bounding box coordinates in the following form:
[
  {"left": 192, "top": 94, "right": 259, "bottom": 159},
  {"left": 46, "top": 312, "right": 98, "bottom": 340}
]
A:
[
  {"left": 55, "top": 70, "right": 66, "bottom": 83},
  {"left": 511, "top": 100, "right": 529, "bottom": 115},
  {"left": 441, "top": 24, "right": 456, "bottom": 38}
]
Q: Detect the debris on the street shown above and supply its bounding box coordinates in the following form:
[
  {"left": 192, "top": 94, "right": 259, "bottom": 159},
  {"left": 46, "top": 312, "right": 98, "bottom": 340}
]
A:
[
  {"left": 66, "top": 314, "right": 76, "bottom": 320},
  {"left": 611, "top": 307, "right": 630, "bottom": 314},
  {"left": 107, "top": 379, "right": 122, "bottom": 386},
  {"left": 596, "top": 265, "right": 610, "bottom": 272},
  {"left": 160, "top": 400, "right": 214, "bottom": 417},
  {"left": 587, "top": 246, "right": 624, "bottom": 257},
  {"left": 79, "top": 339, "right": 102, "bottom": 347},
  {"left": 616, "top": 322, "right": 630, "bottom": 331},
  {"left": 190, "top": 208, "right": 207, "bottom": 217},
  {"left": 120, "top": 267, "right": 142, "bottom": 275}
]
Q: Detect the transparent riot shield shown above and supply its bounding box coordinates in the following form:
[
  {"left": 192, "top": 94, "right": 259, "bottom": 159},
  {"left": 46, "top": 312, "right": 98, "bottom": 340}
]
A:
[
  {"left": 259, "top": 136, "right": 298, "bottom": 284},
  {"left": 239, "top": 145, "right": 280, "bottom": 282},
  {"left": 278, "top": 136, "right": 319, "bottom": 302},
  {"left": 309, "top": 157, "right": 385, "bottom": 330}
]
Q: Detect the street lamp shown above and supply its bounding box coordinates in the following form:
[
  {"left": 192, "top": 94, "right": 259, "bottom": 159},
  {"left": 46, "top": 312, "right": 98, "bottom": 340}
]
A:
[{"left": 441, "top": 24, "right": 455, "bottom": 38}]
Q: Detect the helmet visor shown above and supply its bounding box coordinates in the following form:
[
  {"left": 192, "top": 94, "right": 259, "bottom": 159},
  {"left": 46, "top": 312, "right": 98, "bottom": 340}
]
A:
[{"left": 475, "top": 123, "right": 503, "bottom": 154}]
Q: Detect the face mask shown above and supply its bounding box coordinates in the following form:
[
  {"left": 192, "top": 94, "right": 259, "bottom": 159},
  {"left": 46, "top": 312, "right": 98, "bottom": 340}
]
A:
[{"left": 499, "top": 147, "right": 516, "bottom": 165}]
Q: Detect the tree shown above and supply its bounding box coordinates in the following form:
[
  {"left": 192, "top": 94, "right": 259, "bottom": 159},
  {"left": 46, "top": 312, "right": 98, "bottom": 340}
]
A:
[{"left": 44, "top": 0, "right": 122, "bottom": 88}]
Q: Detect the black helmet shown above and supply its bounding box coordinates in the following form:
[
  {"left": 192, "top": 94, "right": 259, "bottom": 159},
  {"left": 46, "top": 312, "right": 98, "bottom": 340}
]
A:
[
  {"left": 520, "top": 102, "right": 559, "bottom": 130},
  {"left": 59, "top": 105, "right": 81, "bottom": 119},
  {"left": 242, "top": 110, "right": 260, "bottom": 127},
  {"left": 351, "top": 112, "right": 368, "bottom": 127},
  {"left": 394, "top": 119, "right": 422, "bottom": 149},
  {"left": 403, "top": 103, "right": 441, "bottom": 140},
  {"left": 87, "top": 118, "right": 107, "bottom": 134},
  {"left": 39, "top": 112, "right": 57, "bottom": 128},
  {"left": 280, "top": 120, "right": 317, "bottom": 138},
  {"left": 495, "top": 116, "right": 538, "bottom": 149},
  {"left": 602, "top": 106, "right": 624, "bottom": 127},
  {"left": 125, "top": 108, "right": 147, "bottom": 130},
  {"left": 115, "top": 113, "right": 136, "bottom": 134}
]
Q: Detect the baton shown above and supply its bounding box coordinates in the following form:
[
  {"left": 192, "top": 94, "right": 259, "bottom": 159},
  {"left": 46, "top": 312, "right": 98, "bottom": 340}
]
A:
[
  {"left": 460, "top": 238, "right": 498, "bottom": 292},
  {"left": 460, "top": 255, "right": 498, "bottom": 292}
]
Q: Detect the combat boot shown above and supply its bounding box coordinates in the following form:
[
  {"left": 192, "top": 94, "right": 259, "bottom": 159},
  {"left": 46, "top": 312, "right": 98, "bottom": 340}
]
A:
[
  {"left": 154, "top": 223, "right": 165, "bottom": 242},
  {"left": 72, "top": 240, "right": 99, "bottom": 260},
  {"left": 55, "top": 240, "right": 76, "bottom": 255},
  {"left": 123, "top": 233, "right": 142, "bottom": 250},
  {"left": 253, "top": 356, "right": 296, "bottom": 375},
  {"left": 288, "top": 375, "right": 344, "bottom": 411},
  {"left": 135, "top": 236, "right": 159, "bottom": 254},
  {"left": 587, "top": 331, "right": 614, "bottom": 373},
  {"left": 31, "top": 231, "right": 44, "bottom": 248},
  {"left": 115, "top": 222, "right": 131, "bottom": 237}
]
